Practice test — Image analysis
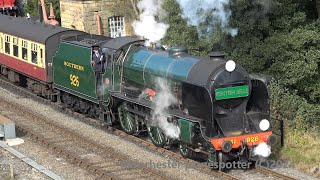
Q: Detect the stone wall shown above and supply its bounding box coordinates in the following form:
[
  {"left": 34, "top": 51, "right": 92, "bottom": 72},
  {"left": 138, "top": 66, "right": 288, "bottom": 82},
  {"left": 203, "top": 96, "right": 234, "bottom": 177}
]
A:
[{"left": 60, "top": 0, "right": 136, "bottom": 36}]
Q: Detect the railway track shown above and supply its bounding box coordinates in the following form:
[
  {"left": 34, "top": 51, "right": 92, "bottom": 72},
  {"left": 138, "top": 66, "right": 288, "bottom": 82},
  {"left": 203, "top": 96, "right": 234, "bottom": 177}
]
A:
[
  {"left": 255, "top": 165, "right": 296, "bottom": 180},
  {"left": 0, "top": 77, "right": 296, "bottom": 180},
  {"left": 0, "top": 96, "right": 171, "bottom": 180}
]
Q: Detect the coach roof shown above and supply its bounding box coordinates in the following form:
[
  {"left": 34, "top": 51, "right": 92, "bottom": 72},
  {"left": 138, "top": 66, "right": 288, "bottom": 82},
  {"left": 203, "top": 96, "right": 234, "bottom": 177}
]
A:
[{"left": 0, "top": 14, "right": 81, "bottom": 44}]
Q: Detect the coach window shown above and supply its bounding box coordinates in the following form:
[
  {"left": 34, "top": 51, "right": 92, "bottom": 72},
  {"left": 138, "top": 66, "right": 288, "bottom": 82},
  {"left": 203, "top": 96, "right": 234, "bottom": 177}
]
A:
[
  {"left": 13, "top": 38, "right": 18, "bottom": 57},
  {"left": 22, "top": 40, "right": 28, "bottom": 60},
  {"left": 4, "top": 35, "right": 10, "bottom": 54},
  {"left": 31, "top": 43, "right": 37, "bottom": 64}
]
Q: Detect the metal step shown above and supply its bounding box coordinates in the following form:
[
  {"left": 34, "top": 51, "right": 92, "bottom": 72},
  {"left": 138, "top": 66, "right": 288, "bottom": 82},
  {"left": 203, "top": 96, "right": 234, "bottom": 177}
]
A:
[{"left": 0, "top": 115, "right": 16, "bottom": 140}]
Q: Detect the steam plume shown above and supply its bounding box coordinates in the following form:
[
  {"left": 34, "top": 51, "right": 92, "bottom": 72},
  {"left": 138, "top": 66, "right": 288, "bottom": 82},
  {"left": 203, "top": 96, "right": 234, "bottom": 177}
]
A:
[
  {"left": 132, "top": 0, "right": 169, "bottom": 42},
  {"left": 253, "top": 142, "right": 271, "bottom": 157},
  {"left": 151, "top": 78, "right": 180, "bottom": 139},
  {"left": 175, "top": 0, "right": 238, "bottom": 37}
]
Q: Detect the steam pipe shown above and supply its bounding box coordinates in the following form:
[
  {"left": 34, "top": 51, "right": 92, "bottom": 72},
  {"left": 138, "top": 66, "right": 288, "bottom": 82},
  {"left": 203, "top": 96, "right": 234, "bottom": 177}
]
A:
[
  {"left": 39, "top": 0, "right": 59, "bottom": 25},
  {"left": 96, "top": 15, "right": 102, "bottom": 35},
  {"left": 48, "top": 3, "right": 55, "bottom": 19},
  {"left": 38, "top": 0, "right": 43, "bottom": 22},
  {"left": 39, "top": 0, "right": 48, "bottom": 22},
  {"left": 48, "top": 3, "right": 59, "bottom": 25}
]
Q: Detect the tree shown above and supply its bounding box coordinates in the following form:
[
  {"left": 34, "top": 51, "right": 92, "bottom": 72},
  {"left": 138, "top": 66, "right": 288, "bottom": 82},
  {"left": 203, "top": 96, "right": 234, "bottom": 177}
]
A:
[
  {"left": 224, "top": 0, "right": 320, "bottom": 127},
  {"left": 225, "top": 0, "right": 320, "bottom": 102},
  {"left": 317, "top": 0, "right": 320, "bottom": 18},
  {"left": 161, "top": 0, "right": 320, "bottom": 126},
  {"left": 161, "top": 0, "right": 219, "bottom": 56}
]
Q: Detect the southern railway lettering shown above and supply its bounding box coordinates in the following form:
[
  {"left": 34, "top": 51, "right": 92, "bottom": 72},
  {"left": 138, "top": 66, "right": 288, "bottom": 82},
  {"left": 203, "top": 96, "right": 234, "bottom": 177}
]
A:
[{"left": 64, "top": 61, "right": 84, "bottom": 71}]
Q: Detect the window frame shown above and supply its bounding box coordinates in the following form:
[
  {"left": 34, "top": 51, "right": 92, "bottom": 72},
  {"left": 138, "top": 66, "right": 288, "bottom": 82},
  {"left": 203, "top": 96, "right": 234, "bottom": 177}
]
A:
[
  {"left": 21, "top": 40, "right": 28, "bottom": 60},
  {"left": 31, "top": 43, "right": 38, "bottom": 64},
  {"left": 13, "top": 37, "right": 19, "bottom": 57},
  {"left": 4, "top": 35, "right": 11, "bottom": 55},
  {"left": 108, "top": 16, "right": 125, "bottom": 38}
]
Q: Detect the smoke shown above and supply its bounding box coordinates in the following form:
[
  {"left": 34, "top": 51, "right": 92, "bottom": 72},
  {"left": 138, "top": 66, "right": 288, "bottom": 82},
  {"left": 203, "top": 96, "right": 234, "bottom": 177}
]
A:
[
  {"left": 253, "top": 142, "right": 271, "bottom": 157},
  {"left": 132, "top": 0, "right": 169, "bottom": 42},
  {"left": 150, "top": 78, "right": 180, "bottom": 139},
  {"left": 176, "top": 0, "right": 238, "bottom": 37}
]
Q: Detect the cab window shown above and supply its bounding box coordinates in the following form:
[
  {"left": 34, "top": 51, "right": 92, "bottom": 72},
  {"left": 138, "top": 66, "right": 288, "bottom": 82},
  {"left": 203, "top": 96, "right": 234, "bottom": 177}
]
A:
[{"left": 102, "top": 48, "right": 112, "bottom": 68}]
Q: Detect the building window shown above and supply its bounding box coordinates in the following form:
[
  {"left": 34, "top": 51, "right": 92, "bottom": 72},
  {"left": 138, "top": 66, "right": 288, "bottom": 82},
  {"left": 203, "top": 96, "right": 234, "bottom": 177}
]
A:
[
  {"left": 5, "top": 35, "right": 10, "bottom": 54},
  {"left": 22, "top": 40, "right": 28, "bottom": 60},
  {"left": 108, "top": 16, "right": 125, "bottom": 38},
  {"left": 31, "top": 43, "right": 37, "bottom": 64},
  {"left": 13, "top": 38, "right": 18, "bottom": 57}
]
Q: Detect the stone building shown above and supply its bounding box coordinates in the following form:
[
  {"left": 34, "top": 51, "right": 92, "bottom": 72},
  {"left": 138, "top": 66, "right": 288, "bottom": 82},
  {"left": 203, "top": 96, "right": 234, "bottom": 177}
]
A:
[{"left": 60, "top": 0, "right": 139, "bottom": 37}]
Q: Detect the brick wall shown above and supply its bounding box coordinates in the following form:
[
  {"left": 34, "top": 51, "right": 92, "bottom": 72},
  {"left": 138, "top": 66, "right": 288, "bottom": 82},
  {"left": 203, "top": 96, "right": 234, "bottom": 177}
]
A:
[{"left": 60, "top": 0, "right": 136, "bottom": 36}]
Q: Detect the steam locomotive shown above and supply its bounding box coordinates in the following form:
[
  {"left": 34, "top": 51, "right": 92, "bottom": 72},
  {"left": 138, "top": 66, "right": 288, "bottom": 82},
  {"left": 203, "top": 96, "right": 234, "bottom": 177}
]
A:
[{"left": 0, "top": 14, "right": 276, "bottom": 163}]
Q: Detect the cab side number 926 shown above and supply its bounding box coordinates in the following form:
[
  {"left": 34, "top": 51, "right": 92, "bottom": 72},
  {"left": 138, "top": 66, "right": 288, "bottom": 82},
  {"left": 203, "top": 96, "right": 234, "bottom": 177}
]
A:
[{"left": 70, "top": 74, "right": 80, "bottom": 87}]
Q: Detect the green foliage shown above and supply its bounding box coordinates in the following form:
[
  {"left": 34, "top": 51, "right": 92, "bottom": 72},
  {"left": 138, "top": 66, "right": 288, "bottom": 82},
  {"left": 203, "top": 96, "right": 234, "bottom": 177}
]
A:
[
  {"left": 226, "top": 0, "right": 320, "bottom": 103},
  {"left": 269, "top": 82, "right": 320, "bottom": 129},
  {"left": 161, "top": 0, "right": 220, "bottom": 56},
  {"left": 24, "top": 0, "right": 38, "bottom": 17}
]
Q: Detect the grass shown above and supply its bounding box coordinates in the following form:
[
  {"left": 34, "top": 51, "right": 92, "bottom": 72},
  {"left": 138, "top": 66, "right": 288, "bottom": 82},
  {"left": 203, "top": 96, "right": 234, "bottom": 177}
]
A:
[{"left": 276, "top": 118, "right": 320, "bottom": 178}]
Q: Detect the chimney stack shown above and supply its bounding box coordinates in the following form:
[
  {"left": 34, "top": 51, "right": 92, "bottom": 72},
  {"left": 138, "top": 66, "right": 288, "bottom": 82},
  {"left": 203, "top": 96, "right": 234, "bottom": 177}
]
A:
[{"left": 208, "top": 51, "right": 225, "bottom": 61}]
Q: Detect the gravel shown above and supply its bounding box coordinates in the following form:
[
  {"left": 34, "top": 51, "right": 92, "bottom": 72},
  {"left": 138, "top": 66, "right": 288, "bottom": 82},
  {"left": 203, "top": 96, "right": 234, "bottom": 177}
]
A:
[
  {"left": 10, "top": 136, "right": 96, "bottom": 180},
  {"left": 272, "top": 167, "right": 319, "bottom": 180},
  {"left": 0, "top": 146, "right": 49, "bottom": 180}
]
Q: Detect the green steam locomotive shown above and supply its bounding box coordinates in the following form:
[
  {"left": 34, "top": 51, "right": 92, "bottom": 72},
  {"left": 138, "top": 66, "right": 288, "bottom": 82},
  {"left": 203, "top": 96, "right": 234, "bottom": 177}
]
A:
[{"left": 0, "top": 14, "right": 276, "bottom": 163}]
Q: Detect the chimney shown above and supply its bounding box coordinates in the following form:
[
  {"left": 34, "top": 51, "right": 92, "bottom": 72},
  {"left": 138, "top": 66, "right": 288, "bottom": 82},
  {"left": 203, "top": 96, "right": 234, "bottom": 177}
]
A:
[
  {"left": 208, "top": 51, "right": 225, "bottom": 61},
  {"left": 149, "top": 42, "right": 156, "bottom": 50},
  {"left": 48, "top": 3, "right": 56, "bottom": 20},
  {"left": 168, "top": 47, "right": 188, "bottom": 57}
]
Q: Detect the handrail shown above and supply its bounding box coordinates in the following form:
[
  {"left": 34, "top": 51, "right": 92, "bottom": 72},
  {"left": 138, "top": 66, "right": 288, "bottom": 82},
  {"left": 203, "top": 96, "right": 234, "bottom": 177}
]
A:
[{"left": 119, "top": 43, "right": 136, "bottom": 92}]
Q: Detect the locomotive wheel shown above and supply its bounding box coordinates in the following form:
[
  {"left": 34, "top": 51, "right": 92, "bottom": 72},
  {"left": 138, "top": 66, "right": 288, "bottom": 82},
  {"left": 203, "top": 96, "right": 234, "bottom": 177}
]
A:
[
  {"left": 179, "top": 143, "right": 193, "bottom": 158},
  {"left": 118, "top": 104, "right": 136, "bottom": 134},
  {"left": 147, "top": 126, "right": 167, "bottom": 147}
]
